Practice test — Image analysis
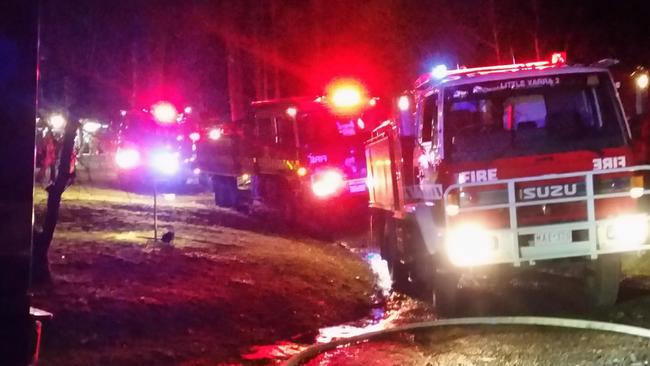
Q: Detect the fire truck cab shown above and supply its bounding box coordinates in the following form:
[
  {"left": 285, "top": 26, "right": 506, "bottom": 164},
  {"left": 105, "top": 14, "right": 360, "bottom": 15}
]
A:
[
  {"left": 198, "top": 92, "right": 385, "bottom": 225},
  {"left": 367, "top": 55, "right": 650, "bottom": 313}
]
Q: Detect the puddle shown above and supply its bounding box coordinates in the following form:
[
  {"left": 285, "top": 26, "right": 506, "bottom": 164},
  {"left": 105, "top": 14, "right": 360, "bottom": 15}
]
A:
[
  {"left": 241, "top": 341, "right": 309, "bottom": 362},
  {"left": 241, "top": 251, "right": 435, "bottom": 363}
]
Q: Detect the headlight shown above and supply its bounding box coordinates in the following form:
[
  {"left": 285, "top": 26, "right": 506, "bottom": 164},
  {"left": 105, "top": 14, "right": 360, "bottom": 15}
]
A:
[
  {"left": 151, "top": 151, "right": 180, "bottom": 175},
  {"left": 445, "top": 223, "right": 497, "bottom": 266},
  {"left": 115, "top": 148, "right": 140, "bottom": 170},
  {"left": 603, "top": 214, "right": 649, "bottom": 248},
  {"left": 445, "top": 191, "right": 460, "bottom": 216},
  {"left": 630, "top": 174, "right": 645, "bottom": 199},
  {"left": 311, "top": 169, "right": 345, "bottom": 198}
]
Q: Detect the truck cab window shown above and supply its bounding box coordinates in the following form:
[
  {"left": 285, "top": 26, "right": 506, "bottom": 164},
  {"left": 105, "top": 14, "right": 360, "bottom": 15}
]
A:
[
  {"left": 256, "top": 117, "right": 276, "bottom": 144},
  {"left": 241, "top": 118, "right": 255, "bottom": 138},
  {"left": 421, "top": 93, "right": 437, "bottom": 143},
  {"left": 276, "top": 116, "right": 296, "bottom": 147}
]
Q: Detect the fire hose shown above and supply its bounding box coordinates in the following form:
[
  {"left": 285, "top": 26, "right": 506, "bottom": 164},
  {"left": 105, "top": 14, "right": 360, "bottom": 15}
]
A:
[{"left": 284, "top": 316, "right": 650, "bottom": 365}]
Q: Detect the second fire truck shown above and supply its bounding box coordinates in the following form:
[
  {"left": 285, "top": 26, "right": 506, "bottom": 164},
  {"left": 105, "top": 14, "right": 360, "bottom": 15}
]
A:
[
  {"left": 367, "top": 54, "right": 650, "bottom": 313},
  {"left": 196, "top": 81, "right": 387, "bottom": 226}
]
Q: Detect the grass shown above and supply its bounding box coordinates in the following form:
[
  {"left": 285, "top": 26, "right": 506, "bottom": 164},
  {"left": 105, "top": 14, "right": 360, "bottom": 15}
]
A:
[{"left": 32, "top": 185, "right": 375, "bottom": 365}]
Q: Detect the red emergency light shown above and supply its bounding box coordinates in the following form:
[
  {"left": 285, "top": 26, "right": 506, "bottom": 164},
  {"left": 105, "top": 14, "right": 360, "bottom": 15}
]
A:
[
  {"left": 151, "top": 101, "right": 178, "bottom": 124},
  {"left": 325, "top": 79, "right": 368, "bottom": 115},
  {"left": 551, "top": 51, "right": 567, "bottom": 65},
  {"left": 331, "top": 86, "right": 362, "bottom": 108}
]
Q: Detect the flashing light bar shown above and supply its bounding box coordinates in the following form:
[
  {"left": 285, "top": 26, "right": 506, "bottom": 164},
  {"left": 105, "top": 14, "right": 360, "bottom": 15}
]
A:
[
  {"left": 431, "top": 64, "right": 448, "bottom": 79},
  {"left": 419, "top": 52, "right": 568, "bottom": 87}
]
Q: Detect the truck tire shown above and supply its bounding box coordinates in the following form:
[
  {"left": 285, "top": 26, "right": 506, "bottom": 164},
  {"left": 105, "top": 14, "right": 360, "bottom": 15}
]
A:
[
  {"left": 408, "top": 251, "right": 460, "bottom": 317},
  {"left": 370, "top": 209, "right": 386, "bottom": 251},
  {"left": 433, "top": 271, "right": 461, "bottom": 317},
  {"left": 212, "top": 176, "right": 225, "bottom": 206},
  {"left": 384, "top": 218, "right": 410, "bottom": 292},
  {"left": 212, "top": 176, "right": 238, "bottom": 208},
  {"left": 585, "top": 254, "right": 621, "bottom": 308},
  {"left": 279, "top": 186, "right": 297, "bottom": 225},
  {"left": 221, "top": 177, "right": 238, "bottom": 208}
]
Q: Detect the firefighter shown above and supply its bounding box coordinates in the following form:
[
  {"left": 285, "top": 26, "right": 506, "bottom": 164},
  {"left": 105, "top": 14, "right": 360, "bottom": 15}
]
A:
[{"left": 35, "top": 130, "right": 57, "bottom": 186}]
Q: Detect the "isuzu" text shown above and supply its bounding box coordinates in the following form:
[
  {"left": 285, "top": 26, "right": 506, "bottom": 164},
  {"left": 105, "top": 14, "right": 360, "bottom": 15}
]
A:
[{"left": 521, "top": 183, "right": 578, "bottom": 200}]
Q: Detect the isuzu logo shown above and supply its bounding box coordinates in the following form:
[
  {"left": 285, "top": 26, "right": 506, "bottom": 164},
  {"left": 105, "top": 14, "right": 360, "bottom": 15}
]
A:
[{"left": 520, "top": 183, "right": 578, "bottom": 201}]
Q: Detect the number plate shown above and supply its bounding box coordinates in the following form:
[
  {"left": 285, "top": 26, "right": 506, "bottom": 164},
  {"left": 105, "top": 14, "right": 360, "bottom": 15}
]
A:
[
  {"left": 534, "top": 230, "right": 571, "bottom": 246},
  {"left": 349, "top": 181, "right": 367, "bottom": 193}
]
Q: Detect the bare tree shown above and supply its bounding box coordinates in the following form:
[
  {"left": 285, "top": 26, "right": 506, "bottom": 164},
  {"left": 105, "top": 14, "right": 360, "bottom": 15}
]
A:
[
  {"left": 488, "top": 0, "right": 502, "bottom": 63},
  {"left": 32, "top": 115, "right": 80, "bottom": 284},
  {"left": 531, "top": 0, "right": 542, "bottom": 60}
]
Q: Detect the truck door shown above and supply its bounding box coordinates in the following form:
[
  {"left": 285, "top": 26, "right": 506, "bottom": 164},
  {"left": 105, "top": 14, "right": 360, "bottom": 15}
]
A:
[
  {"left": 254, "top": 115, "right": 277, "bottom": 175},
  {"left": 275, "top": 115, "right": 299, "bottom": 169},
  {"left": 414, "top": 91, "right": 441, "bottom": 202}
]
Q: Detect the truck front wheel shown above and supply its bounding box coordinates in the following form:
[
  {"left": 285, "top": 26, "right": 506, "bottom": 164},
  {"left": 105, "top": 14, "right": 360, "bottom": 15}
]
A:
[
  {"left": 433, "top": 271, "right": 461, "bottom": 317},
  {"left": 585, "top": 254, "right": 621, "bottom": 308},
  {"left": 383, "top": 218, "right": 410, "bottom": 291},
  {"left": 212, "top": 176, "right": 238, "bottom": 208},
  {"left": 212, "top": 176, "right": 225, "bottom": 206},
  {"left": 221, "top": 177, "right": 238, "bottom": 207}
]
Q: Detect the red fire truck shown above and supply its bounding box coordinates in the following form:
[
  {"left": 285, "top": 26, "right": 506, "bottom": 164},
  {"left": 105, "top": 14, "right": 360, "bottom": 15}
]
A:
[
  {"left": 367, "top": 54, "right": 650, "bottom": 313},
  {"left": 196, "top": 81, "right": 386, "bottom": 225},
  {"left": 114, "top": 102, "right": 200, "bottom": 189}
]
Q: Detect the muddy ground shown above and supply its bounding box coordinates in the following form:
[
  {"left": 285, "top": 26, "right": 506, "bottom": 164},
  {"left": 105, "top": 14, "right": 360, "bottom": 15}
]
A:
[
  {"left": 31, "top": 185, "right": 375, "bottom": 365},
  {"left": 31, "top": 184, "right": 650, "bottom": 365}
]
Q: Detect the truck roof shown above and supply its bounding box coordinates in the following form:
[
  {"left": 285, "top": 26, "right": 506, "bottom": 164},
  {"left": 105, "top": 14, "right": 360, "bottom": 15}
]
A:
[{"left": 415, "top": 64, "right": 611, "bottom": 90}]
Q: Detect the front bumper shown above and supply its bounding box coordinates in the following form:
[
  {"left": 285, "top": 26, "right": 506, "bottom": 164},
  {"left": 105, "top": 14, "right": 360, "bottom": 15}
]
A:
[
  {"left": 117, "top": 162, "right": 196, "bottom": 186},
  {"left": 443, "top": 214, "right": 650, "bottom": 267}
]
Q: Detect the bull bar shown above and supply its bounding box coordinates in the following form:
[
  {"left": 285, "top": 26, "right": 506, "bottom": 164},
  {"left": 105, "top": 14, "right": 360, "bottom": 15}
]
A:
[{"left": 442, "top": 165, "right": 650, "bottom": 267}]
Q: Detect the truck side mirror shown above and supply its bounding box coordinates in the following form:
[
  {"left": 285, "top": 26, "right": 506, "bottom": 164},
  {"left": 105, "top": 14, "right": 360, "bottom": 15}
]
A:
[
  {"left": 630, "top": 113, "right": 650, "bottom": 164},
  {"left": 633, "top": 71, "right": 648, "bottom": 116},
  {"left": 630, "top": 113, "right": 650, "bottom": 140}
]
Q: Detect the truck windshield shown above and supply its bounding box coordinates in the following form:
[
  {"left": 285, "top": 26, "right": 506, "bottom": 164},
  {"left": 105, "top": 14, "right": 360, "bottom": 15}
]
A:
[
  {"left": 122, "top": 116, "right": 189, "bottom": 144},
  {"left": 297, "top": 110, "right": 369, "bottom": 148},
  {"left": 444, "top": 72, "right": 627, "bottom": 163}
]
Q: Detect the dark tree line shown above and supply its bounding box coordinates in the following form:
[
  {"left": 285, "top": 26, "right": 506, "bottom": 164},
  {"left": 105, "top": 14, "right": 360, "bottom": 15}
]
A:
[{"left": 39, "top": 0, "right": 650, "bottom": 122}]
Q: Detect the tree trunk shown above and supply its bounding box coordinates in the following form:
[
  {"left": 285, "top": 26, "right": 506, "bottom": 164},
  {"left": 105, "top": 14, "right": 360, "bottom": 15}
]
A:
[
  {"left": 224, "top": 1, "right": 246, "bottom": 122},
  {"left": 270, "top": 0, "right": 280, "bottom": 98},
  {"left": 532, "top": 0, "right": 541, "bottom": 60},
  {"left": 32, "top": 116, "right": 79, "bottom": 285},
  {"left": 488, "top": 0, "right": 501, "bottom": 63}
]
